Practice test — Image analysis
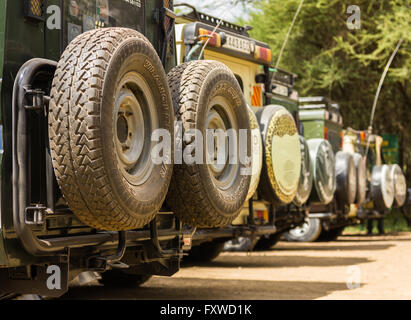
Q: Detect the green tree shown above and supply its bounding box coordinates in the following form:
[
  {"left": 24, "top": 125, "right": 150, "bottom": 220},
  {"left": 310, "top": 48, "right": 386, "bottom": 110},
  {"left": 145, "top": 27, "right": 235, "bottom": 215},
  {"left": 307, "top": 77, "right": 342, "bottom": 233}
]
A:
[{"left": 247, "top": 0, "right": 411, "bottom": 183}]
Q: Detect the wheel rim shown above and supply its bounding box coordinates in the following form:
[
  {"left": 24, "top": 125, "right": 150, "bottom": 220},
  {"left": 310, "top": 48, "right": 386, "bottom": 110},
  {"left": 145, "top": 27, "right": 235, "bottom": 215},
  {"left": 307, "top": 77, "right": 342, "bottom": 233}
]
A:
[
  {"left": 206, "top": 96, "right": 239, "bottom": 191},
  {"left": 113, "top": 72, "right": 158, "bottom": 186},
  {"left": 289, "top": 218, "right": 311, "bottom": 238}
]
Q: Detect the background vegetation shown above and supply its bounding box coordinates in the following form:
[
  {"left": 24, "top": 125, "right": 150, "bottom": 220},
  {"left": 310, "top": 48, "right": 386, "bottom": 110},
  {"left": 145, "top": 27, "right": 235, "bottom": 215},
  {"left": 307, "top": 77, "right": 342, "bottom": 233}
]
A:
[
  {"left": 243, "top": 0, "right": 410, "bottom": 184},
  {"left": 179, "top": 0, "right": 410, "bottom": 231}
]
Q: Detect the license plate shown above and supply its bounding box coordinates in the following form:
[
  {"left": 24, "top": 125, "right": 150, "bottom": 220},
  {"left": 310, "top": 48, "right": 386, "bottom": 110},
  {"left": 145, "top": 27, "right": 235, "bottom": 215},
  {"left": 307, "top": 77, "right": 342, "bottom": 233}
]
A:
[
  {"left": 272, "top": 84, "right": 289, "bottom": 96},
  {"left": 223, "top": 35, "right": 251, "bottom": 54}
]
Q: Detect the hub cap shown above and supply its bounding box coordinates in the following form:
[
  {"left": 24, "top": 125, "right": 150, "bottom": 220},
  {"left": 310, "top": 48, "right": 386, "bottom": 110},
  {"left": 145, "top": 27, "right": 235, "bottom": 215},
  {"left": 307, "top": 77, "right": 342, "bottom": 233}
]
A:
[
  {"left": 206, "top": 97, "right": 239, "bottom": 191},
  {"left": 113, "top": 72, "right": 158, "bottom": 186}
]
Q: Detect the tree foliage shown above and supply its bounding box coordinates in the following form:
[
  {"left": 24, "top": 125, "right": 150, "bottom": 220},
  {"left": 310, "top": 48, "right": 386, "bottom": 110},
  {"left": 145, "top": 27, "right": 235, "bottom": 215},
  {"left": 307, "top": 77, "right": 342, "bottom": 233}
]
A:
[{"left": 245, "top": 0, "right": 410, "bottom": 182}]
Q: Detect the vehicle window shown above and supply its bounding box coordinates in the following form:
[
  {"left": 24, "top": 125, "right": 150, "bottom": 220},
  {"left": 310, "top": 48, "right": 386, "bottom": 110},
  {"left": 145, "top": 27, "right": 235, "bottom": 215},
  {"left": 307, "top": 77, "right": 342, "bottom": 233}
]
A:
[{"left": 63, "top": 0, "right": 146, "bottom": 45}]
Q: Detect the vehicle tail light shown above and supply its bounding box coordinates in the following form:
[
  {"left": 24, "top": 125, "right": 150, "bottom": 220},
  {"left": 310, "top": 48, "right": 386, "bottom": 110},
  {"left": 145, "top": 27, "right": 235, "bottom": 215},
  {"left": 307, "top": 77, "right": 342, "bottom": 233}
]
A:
[
  {"left": 198, "top": 28, "right": 221, "bottom": 47},
  {"left": 255, "top": 210, "right": 269, "bottom": 222},
  {"left": 324, "top": 127, "right": 329, "bottom": 140},
  {"left": 254, "top": 46, "right": 272, "bottom": 63}
]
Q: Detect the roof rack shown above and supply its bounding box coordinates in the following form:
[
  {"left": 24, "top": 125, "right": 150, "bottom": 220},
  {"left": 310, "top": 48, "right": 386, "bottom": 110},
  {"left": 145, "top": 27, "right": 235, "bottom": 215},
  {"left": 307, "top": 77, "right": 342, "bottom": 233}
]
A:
[
  {"left": 299, "top": 96, "right": 328, "bottom": 103},
  {"left": 175, "top": 3, "right": 251, "bottom": 37},
  {"left": 299, "top": 96, "right": 340, "bottom": 111}
]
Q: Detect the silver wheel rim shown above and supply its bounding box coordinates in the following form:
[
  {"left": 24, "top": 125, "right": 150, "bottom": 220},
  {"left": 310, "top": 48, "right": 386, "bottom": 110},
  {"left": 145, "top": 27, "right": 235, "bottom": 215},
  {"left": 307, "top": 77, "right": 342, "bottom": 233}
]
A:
[
  {"left": 289, "top": 218, "right": 311, "bottom": 238},
  {"left": 206, "top": 96, "right": 239, "bottom": 191},
  {"left": 113, "top": 72, "right": 158, "bottom": 186}
]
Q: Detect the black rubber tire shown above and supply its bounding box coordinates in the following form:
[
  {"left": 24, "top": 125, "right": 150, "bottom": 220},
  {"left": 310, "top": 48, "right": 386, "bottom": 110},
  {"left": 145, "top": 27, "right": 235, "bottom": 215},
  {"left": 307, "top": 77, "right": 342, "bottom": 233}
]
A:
[
  {"left": 49, "top": 28, "right": 174, "bottom": 230},
  {"left": 166, "top": 61, "right": 251, "bottom": 228},
  {"left": 283, "top": 218, "right": 322, "bottom": 242},
  {"left": 318, "top": 227, "right": 344, "bottom": 242},
  {"left": 335, "top": 151, "right": 357, "bottom": 206},
  {"left": 353, "top": 153, "right": 367, "bottom": 205},
  {"left": 256, "top": 105, "right": 301, "bottom": 206},
  {"left": 186, "top": 241, "right": 226, "bottom": 263},
  {"left": 254, "top": 233, "right": 282, "bottom": 251},
  {"left": 99, "top": 270, "right": 151, "bottom": 288}
]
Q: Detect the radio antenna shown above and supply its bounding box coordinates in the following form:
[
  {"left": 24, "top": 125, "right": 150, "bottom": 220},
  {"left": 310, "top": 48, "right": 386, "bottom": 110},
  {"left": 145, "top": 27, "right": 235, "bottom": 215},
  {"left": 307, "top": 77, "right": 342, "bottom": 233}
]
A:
[
  {"left": 364, "top": 38, "right": 403, "bottom": 160},
  {"left": 198, "top": 0, "right": 239, "bottom": 59},
  {"left": 276, "top": 0, "right": 304, "bottom": 69}
]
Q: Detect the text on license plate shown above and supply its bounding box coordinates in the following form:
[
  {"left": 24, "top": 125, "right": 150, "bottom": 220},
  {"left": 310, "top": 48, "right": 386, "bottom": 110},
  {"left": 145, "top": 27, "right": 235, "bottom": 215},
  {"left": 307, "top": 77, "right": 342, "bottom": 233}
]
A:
[{"left": 223, "top": 35, "right": 251, "bottom": 54}]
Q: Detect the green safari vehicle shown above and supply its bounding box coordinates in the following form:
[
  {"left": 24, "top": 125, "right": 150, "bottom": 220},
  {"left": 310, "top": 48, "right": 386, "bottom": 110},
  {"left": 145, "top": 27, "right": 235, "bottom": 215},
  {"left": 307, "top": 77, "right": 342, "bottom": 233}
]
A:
[
  {"left": 284, "top": 97, "right": 363, "bottom": 242},
  {"left": 0, "top": 0, "right": 257, "bottom": 297}
]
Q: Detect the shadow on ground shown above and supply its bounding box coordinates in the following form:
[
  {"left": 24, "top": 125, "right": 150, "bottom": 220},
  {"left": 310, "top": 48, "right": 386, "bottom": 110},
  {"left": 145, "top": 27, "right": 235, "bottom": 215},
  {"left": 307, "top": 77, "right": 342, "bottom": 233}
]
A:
[
  {"left": 182, "top": 254, "right": 371, "bottom": 269},
  {"left": 60, "top": 277, "right": 353, "bottom": 300},
  {"left": 273, "top": 244, "right": 394, "bottom": 252},
  {"left": 337, "top": 234, "right": 411, "bottom": 243}
]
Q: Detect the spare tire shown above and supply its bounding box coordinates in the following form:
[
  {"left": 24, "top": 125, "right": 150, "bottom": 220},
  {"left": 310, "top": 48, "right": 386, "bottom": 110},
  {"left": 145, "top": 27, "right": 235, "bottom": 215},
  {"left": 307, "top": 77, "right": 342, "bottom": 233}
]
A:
[
  {"left": 49, "top": 28, "right": 174, "bottom": 230},
  {"left": 389, "top": 164, "right": 407, "bottom": 208},
  {"left": 307, "top": 139, "right": 336, "bottom": 205},
  {"left": 353, "top": 153, "right": 367, "bottom": 205},
  {"left": 335, "top": 151, "right": 357, "bottom": 206},
  {"left": 166, "top": 61, "right": 251, "bottom": 227},
  {"left": 371, "top": 165, "right": 394, "bottom": 210},
  {"left": 293, "top": 136, "right": 314, "bottom": 207},
  {"left": 246, "top": 106, "right": 263, "bottom": 201},
  {"left": 257, "top": 105, "right": 301, "bottom": 205}
]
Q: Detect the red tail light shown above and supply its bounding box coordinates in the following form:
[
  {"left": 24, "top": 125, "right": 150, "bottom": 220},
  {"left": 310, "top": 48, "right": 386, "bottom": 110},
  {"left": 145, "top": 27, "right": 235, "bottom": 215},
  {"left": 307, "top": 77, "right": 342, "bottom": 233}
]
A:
[
  {"left": 324, "top": 127, "right": 328, "bottom": 140},
  {"left": 256, "top": 210, "right": 265, "bottom": 220},
  {"left": 254, "top": 46, "right": 272, "bottom": 63},
  {"left": 198, "top": 29, "right": 222, "bottom": 47}
]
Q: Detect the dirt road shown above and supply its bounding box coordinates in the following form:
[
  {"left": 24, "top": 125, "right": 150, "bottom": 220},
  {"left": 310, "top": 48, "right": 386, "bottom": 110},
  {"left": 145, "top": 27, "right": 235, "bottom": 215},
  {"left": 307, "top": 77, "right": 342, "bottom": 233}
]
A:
[{"left": 61, "top": 232, "right": 411, "bottom": 300}]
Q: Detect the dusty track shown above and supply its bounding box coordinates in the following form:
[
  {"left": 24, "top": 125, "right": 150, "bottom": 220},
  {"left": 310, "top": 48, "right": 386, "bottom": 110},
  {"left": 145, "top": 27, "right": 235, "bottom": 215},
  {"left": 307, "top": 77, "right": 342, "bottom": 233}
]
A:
[{"left": 61, "top": 232, "right": 411, "bottom": 300}]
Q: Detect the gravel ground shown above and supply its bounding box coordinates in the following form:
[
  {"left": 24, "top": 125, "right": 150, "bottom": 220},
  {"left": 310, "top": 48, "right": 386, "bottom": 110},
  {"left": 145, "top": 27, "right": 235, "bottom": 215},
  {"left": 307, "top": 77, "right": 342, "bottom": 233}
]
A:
[{"left": 61, "top": 232, "right": 411, "bottom": 300}]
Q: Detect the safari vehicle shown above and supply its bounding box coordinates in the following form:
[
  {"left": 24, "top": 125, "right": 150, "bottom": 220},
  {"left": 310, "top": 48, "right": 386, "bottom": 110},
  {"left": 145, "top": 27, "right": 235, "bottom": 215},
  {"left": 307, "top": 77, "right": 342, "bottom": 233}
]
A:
[
  {"left": 286, "top": 98, "right": 408, "bottom": 242},
  {"left": 343, "top": 130, "right": 407, "bottom": 221},
  {"left": 174, "top": 5, "right": 310, "bottom": 255},
  {"left": 0, "top": 0, "right": 256, "bottom": 297},
  {"left": 284, "top": 97, "right": 364, "bottom": 242}
]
